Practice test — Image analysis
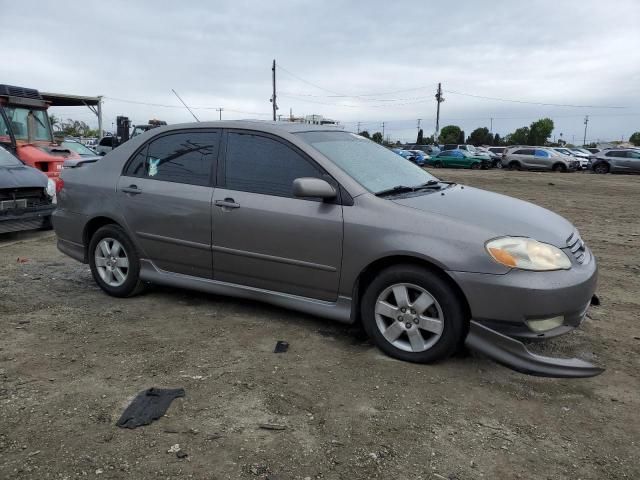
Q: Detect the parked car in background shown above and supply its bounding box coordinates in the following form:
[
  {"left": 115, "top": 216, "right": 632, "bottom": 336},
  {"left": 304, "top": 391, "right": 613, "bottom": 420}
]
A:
[
  {"left": 409, "top": 145, "right": 441, "bottom": 156},
  {"left": 96, "top": 136, "right": 118, "bottom": 156},
  {"left": 488, "top": 146, "right": 507, "bottom": 157},
  {"left": 586, "top": 147, "right": 601, "bottom": 155},
  {"left": 61, "top": 139, "right": 99, "bottom": 157},
  {"left": 503, "top": 147, "right": 578, "bottom": 172},
  {"left": 0, "top": 146, "right": 56, "bottom": 234},
  {"left": 52, "top": 121, "right": 601, "bottom": 377},
  {"left": 406, "top": 150, "right": 429, "bottom": 166},
  {"left": 590, "top": 149, "right": 640, "bottom": 174},
  {"left": 475, "top": 146, "right": 502, "bottom": 168},
  {"left": 427, "top": 149, "right": 489, "bottom": 169},
  {"left": 550, "top": 147, "right": 589, "bottom": 170}
]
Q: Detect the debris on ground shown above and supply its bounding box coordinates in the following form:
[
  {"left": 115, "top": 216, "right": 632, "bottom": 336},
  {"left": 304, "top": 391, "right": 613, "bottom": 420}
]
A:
[
  {"left": 167, "top": 444, "right": 181, "bottom": 454},
  {"left": 116, "top": 387, "right": 185, "bottom": 429},
  {"left": 259, "top": 423, "right": 287, "bottom": 431},
  {"left": 273, "top": 340, "right": 289, "bottom": 353}
]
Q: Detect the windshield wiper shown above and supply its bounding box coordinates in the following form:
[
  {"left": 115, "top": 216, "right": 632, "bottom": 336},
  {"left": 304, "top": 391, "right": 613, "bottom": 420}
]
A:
[
  {"left": 412, "top": 180, "right": 442, "bottom": 191},
  {"left": 375, "top": 185, "right": 416, "bottom": 197}
]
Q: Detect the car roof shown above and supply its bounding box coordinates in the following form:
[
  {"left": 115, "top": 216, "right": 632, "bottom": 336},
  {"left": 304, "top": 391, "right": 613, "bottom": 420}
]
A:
[{"left": 148, "top": 120, "right": 347, "bottom": 135}]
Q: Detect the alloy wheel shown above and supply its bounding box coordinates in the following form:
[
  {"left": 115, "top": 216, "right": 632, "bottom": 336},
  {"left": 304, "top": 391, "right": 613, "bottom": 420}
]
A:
[
  {"left": 374, "top": 283, "right": 444, "bottom": 353},
  {"left": 95, "top": 237, "right": 129, "bottom": 287}
]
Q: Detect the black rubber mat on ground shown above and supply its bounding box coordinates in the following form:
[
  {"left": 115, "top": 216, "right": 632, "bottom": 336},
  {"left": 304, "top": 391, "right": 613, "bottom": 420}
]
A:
[{"left": 116, "top": 387, "right": 185, "bottom": 429}]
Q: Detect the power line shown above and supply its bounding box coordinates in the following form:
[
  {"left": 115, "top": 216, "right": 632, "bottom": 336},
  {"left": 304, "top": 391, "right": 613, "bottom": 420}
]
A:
[
  {"left": 443, "top": 89, "right": 625, "bottom": 109},
  {"left": 103, "top": 96, "right": 270, "bottom": 116}
]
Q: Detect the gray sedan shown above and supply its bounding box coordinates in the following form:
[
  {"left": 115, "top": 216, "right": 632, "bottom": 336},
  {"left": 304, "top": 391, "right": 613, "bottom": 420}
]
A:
[{"left": 53, "top": 121, "right": 601, "bottom": 377}]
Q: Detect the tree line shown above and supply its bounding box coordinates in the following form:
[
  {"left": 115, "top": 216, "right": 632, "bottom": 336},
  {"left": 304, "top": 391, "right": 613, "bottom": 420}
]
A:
[
  {"left": 357, "top": 117, "right": 640, "bottom": 148},
  {"left": 49, "top": 115, "right": 100, "bottom": 138}
]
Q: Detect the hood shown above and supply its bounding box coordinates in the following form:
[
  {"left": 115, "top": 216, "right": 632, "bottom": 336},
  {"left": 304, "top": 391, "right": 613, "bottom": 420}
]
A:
[
  {"left": 0, "top": 165, "right": 48, "bottom": 189},
  {"left": 392, "top": 184, "right": 574, "bottom": 247}
]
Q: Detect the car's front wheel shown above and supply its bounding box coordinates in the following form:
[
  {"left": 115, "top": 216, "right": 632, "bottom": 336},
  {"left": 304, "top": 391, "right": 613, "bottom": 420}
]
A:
[
  {"left": 89, "top": 224, "right": 144, "bottom": 297},
  {"left": 361, "top": 265, "right": 467, "bottom": 363},
  {"left": 593, "top": 162, "right": 609, "bottom": 174}
]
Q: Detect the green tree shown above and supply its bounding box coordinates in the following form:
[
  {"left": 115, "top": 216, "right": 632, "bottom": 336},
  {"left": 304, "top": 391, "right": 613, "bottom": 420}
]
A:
[
  {"left": 438, "top": 125, "right": 462, "bottom": 144},
  {"left": 468, "top": 127, "right": 491, "bottom": 146},
  {"left": 629, "top": 131, "right": 640, "bottom": 146},
  {"left": 416, "top": 128, "right": 424, "bottom": 145},
  {"left": 527, "top": 118, "right": 554, "bottom": 145},
  {"left": 48, "top": 114, "right": 60, "bottom": 131},
  {"left": 359, "top": 130, "right": 370, "bottom": 139},
  {"left": 493, "top": 133, "right": 501, "bottom": 145},
  {"left": 60, "top": 118, "right": 92, "bottom": 137},
  {"left": 372, "top": 131, "right": 383, "bottom": 144},
  {"left": 506, "top": 126, "right": 530, "bottom": 145},
  {"left": 457, "top": 130, "right": 465, "bottom": 144}
]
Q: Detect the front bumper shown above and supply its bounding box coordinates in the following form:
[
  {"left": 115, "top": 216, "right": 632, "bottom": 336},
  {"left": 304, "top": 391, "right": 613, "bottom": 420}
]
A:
[
  {"left": 0, "top": 204, "right": 55, "bottom": 234},
  {"left": 448, "top": 254, "right": 597, "bottom": 339}
]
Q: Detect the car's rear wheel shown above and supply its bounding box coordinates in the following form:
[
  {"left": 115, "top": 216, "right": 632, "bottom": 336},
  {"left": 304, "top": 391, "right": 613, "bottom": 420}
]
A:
[
  {"left": 593, "top": 162, "right": 609, "bottom": 174},
  {"left": 89, "top": 224, "right": 144, "bottom": 297},
  {"left": 361, "top": 265, "right": 467, "bottom": 363},
  {"left": 552, "top": 163, "right": 567, "bottom": 172},
  {"left": 508, "top": 161, "right": 521, "bottom": 171}
]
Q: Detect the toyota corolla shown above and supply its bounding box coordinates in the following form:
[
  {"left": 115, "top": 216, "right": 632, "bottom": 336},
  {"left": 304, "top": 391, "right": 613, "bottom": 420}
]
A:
[{"left": 53, "top": 121, "right": 602, "bottom": 377}]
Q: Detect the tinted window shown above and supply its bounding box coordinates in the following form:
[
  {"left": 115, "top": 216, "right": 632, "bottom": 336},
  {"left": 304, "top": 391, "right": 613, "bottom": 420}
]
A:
[
  {"left": 99, "top": 137, "right": 113, "bottom": 146},
  {"left": 225, "top": 132, "right": 322, "bottom": 197},
  {"left": 627, "top": 151, "right": 640, "bottom": 159},
  {"left": 443, "top": 144, "right": 456, "bottom": 151},
  {"left": 513, "top": 149, "right": 532, "bottom": 155},
  {"left": 124, "top": 131, "right": 218, "bottom": 186},
  {"left": 605, "top": 151, "right": 624, "bottom": 157},
  {"left": 535, "top": 149, "right": 549, "bottom": 158}
]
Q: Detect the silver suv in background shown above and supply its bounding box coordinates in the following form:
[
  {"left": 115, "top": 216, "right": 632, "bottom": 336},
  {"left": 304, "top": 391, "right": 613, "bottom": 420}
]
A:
[
  {"left": 503, "top": 147, "right": 579, "bottom": 172},
  {"left": 591, "top": 149, "right": 640, "bottom": 174}
]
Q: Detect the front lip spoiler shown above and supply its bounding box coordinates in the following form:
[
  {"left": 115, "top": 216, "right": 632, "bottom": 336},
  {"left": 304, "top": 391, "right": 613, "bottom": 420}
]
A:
[{"left": 465, "top": 321, "right": 604, "bottom": 378}]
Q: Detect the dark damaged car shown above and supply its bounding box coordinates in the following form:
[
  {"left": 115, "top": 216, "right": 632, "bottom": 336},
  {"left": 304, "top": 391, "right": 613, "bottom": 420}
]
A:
[
  {"left": 53, "top": 121, "right": 602, "bottom": 377},
  {"left": 0, "top": 146, "right": 56, "bottom": 234}
]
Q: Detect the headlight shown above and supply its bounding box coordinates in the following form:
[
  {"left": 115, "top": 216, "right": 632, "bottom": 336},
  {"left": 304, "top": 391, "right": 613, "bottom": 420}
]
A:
[
  {"left": 46, "top": 178, "right": 57, "bottom": 204},
  {"left": 486, "top": 237, "right": 571, "bottom": 271}
]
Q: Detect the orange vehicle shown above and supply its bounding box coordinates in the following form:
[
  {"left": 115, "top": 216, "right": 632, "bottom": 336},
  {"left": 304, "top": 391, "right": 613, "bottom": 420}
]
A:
[{"left": 0, "top": 84, "right": 80, "bottom": 186}]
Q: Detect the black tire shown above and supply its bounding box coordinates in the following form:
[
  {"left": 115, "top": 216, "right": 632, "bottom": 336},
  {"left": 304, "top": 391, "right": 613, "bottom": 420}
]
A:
[
  {"left": 470, "top": 162, "right": 481, "bottom": 170},
  {"left": 433, "top": 160, "right": 442, "bottom": 168},
  {"left": 88, "top": 224, "right": 145, "bottom": 297},
  {"left": 494, "top": 160, "right": 503, "bottom": 169},
  {"left": 593, "top": 162, "right": 609, "bottom": 174},
  {"left": 360, "top": 265, "right": 468, "bottom": 363},
  {"left": 508, "top": 161, "right": 521, "bottom": 171},
  {"left": 552, "top": 163, "right": 567, "bottom": 172}
]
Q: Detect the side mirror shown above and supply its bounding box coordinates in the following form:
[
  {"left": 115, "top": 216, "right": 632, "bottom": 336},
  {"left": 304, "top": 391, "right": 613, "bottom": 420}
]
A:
[{"left": 292, "top": 177, "right": 337, "bottom": 199}]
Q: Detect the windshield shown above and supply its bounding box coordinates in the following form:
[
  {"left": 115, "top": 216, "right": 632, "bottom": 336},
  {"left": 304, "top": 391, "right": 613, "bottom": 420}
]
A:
[
  {"left": 62, "top": 140, "right": 96, "bottom": 156},
  {"left": 3, "top": 107, "right": 52, "bottom": 142},
  {"left": 296, "top": 131, "right": 437, "bottom": 193},
  {"left": 0, "top": 147, "right": 23, "bottom": 167}
]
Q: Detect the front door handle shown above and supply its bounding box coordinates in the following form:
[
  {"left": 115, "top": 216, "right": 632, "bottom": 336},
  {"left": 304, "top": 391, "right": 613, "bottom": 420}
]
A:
[
  {"left": 214, "top": 198, "right": 240, "bottom": 209},
  {"left": 121, "top": 185, "right": 142, "bottom": 195}
]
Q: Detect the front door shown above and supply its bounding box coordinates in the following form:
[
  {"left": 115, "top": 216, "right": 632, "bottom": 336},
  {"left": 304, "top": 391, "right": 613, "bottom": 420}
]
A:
[
  {"left": 117, "top": 130, "right": 219, "bottom": 278},
  {"left": 212, "top": 130, "right": 343, "bottom": 301}
]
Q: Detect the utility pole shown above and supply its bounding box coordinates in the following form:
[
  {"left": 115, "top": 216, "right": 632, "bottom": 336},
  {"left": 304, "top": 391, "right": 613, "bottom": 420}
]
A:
[
  {"left": 490, "top": 117, "right": 493, "bottom": 133},
  {"left": 271, "top": 59, "right": 278, "bottom": 121},
  {"left": 417, "top": 118, "right": 422, "bottom": 130},
  {"left": 583, "top": 115, "right": 589, "bottom": 146},
  {"left": 382, "top": 122, "right": 385, "bottom": 139},
  {"left": 357, "top": 122, "right": 361, "bottom": 133},
  {"left": 435, "top": 83, "right": 444, "bottom": 139},
  {"left": 216, "top": 107, "right": 224, "bottom": 121}
]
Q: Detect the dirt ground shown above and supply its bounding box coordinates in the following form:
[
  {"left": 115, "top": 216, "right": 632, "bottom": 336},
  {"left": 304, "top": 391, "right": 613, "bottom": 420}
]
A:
[{"left": 1, "top": 170, "right": 639, "bottom": 480}]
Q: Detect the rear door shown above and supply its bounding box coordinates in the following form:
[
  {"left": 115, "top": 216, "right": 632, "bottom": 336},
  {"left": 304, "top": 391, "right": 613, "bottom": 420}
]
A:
[
  {"left": 211, "top": 130, "right": 343, "bottom": 301},
  {"left": 534, "top": 149, "right": 552, "bottom": 169},
  {"left": 117, "top": 129, "right": 219, "bottom": 278}
]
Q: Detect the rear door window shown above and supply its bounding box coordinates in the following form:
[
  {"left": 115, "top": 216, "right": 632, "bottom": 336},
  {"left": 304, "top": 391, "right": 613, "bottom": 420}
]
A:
[
  {"left": 124, "top": 131, "right": 219, "bottom": 186},
  {"left": 534, "top": 149, "right": 550, "bottom": 157},
  {"left": 224, "top": 132, "right": 324, "bottom": 198}
]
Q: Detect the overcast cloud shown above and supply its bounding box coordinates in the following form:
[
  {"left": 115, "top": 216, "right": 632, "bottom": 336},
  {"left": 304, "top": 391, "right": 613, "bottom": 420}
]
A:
[{"left": 3, "top": 0, "right": 640, "bottom": 143}]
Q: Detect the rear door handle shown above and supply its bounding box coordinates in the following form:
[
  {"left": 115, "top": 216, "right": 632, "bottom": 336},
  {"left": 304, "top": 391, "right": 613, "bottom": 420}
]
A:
[
  {"left": 214, "top": 198, "right": 240, "bottom": 209},
  {"left": 121, "top": 185, "right": 142, "bottom": 195}
]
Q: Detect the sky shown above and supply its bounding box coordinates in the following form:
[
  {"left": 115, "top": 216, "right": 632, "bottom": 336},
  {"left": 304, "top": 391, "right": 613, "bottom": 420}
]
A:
[{"left": 3, "top": 0, "right": 640, "bottom": 144}]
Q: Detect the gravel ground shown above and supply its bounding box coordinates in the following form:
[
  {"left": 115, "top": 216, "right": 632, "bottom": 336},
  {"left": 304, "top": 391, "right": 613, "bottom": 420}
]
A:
[{"left": 1, "top": 169, "right": 639, "bottom": 480}]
